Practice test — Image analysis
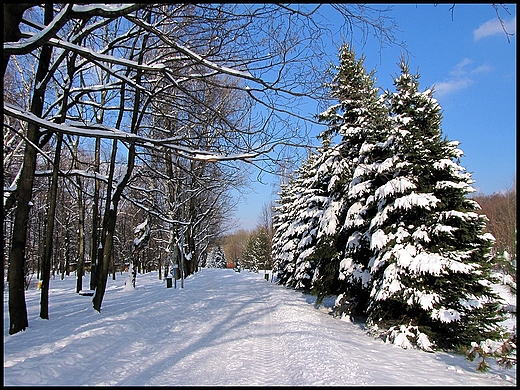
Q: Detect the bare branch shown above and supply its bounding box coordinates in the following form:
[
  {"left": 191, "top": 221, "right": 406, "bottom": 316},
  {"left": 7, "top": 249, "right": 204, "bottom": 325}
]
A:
[{"left": 492, "top": 3, "right": 515, "bottom": 43}]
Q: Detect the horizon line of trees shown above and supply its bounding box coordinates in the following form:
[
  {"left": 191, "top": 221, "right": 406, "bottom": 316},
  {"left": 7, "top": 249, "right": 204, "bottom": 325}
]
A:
[{"left": 219, "top": 181, "right": 516, "bottom": 289}]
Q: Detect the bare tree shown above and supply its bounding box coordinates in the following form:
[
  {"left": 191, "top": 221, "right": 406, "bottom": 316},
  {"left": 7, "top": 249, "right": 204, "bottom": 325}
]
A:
[
  {"left": 473, "top": 176, "right": 517, "bottom": 278},
  {"left": 5, "top": 3, "right": 55, "bottom": 335},
  {"left": 70, "top": 136, "right": 87, "bottom": 293},
  {"left": 4, "top": 3, "right": 400, "bottom": 332}
]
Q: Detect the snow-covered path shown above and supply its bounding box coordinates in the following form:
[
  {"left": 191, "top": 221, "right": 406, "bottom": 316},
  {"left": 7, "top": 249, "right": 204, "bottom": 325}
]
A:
[{"left": 3, "top": 268, "right": 516, "bottom": 386}]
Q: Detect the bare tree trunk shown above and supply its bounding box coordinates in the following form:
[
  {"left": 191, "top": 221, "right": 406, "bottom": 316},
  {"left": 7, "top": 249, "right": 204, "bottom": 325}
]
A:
[
  {"left": 40, "top": 45, "right": 76, "bottom": 317},
  {"left": 93, "top": 139, "right": 136, "bottom": 311},
  {"left": 179, "top": 240, "right": 185, "bottom": 288},
  {"left": 90, "top": 138, "right": 101, "bottom": 290},
  {"left": 63, "top": 225, "right": 70, "bottom": 278},
  {"left": 92, "top": 137, "right": 118, "bottom": 311},
  {"left": 73, "top": 137, "right": 86, "bottom": 294},
  {"left": 186, "top": 227, "right": 196, "bottom": 275},
  {"left": 132, "top": 254, "right": 138, "bottom": 288},
  {"left": 39, "top": 133, "right": 63, "bottom": 319},
  {"left": 92, "top": 16, "right": 149, "bottom": 310},
  {"left": 112, "top": 262, "right": 116, "bottom": 281},
  {"left": 2, "top": 4, "right": 36, "bottom": 76},
  {"left": 7, "top": 3, "right": 53, "bottom": 335}
]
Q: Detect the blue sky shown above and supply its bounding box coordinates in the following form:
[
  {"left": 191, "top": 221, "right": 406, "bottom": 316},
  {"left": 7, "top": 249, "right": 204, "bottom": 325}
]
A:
[{"left": 233, "top": 3, "right": 516, "bottom": 232}]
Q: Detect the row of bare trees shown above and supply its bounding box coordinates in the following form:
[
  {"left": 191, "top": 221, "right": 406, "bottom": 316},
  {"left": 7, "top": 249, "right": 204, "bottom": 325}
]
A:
[
  {"left": 473, "top": 178, "right": 517, "bottom": 292},
  {"left": 3, "top": 4, "right": 401, "bottom": 335}
]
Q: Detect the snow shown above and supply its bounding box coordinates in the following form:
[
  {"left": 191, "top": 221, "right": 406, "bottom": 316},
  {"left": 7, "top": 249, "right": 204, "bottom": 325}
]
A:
[
  {"left": 431, "top": 307, "right": 462, "bottom": 323},
  {"left": 4, "top": 268, "right": 516, "bottom": 386},
  {"left": 370, "top": 229, "right": 389, "bottom": 250},
  {"left": 3, "top": 5, "right": 73, "bottom": 53},
  {"left": 318, "top": 200, "right": 340, "bottom": 237},
  {"left": 374, "top": 176, "right": 416, "bottom": 200},
  {"left": 394, "top": 192, "right": 440, "bottom": 211},
  {"left": 4, "top": 103, "right": 258, "bottom": 164}
]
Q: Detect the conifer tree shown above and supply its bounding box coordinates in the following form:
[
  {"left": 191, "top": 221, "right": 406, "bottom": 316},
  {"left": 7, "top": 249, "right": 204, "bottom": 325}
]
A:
[
  {"left": 362, "top": 59, "right": 506, "bottom": 350},
  {"left": 242, "top": 228, "right": 272, "bottom": 272},
  {"left": 273, "top": 45, "right": 507, "bottom": 353},
  {"left": 275, "top": 44, "right": 391, "bottom": 302},
  {"left": 241, "top": 234, "right": 259, "bottom": 272},
  {"left": 305, "top": 138, "right": 348, "bottom": 301},
  {"left": 316, "top": 44, "right": 392, "bottom": 317},
  {"left": 272, "top": 175, "right": 299, "bottom": 285},
  {"left": 272, "top": 134, "right": 349, "bottom": 293},
  {"left": 206, "top": 246, "right": 227, "bottom": 269},
  {"left": 272, "top": 152, "right": 321, "bottom": 288}
]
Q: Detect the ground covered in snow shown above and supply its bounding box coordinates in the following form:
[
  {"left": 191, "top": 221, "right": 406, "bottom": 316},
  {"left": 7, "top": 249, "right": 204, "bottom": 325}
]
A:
[{"left": 3, "top": 268, "right": 516, "bottom": 386}]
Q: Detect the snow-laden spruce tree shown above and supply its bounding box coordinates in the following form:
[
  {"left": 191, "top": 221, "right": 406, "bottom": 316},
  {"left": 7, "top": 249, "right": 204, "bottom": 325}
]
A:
[
  {"left": 272, "top": 43, "right": 510, "bottom": 361},
  {"left": 358, "top": 59, "right": 506, "bottom": 351},
  {"left": 272, "top": 175, "right": 299, "bottom": 286},
  {"left": 241, "top": 228, "right": 271, "bottom": 273},
  {"left": 304, "top": 137, "right": 351, "bottom": 301},
  {"left": 205, "top": 246, "right": 228, "bottom": 269},
  {"left": 274, "top": 44, "right": 392, "bottom": 301},
  {"left": 272, "top": 152, "right": 322, "bottom": 289},
  {"left": 316, "top": 44, "right": 393, "bottom": 316},
  {"left": 272, "top": 128, "right": 354, "bottom": 293}
]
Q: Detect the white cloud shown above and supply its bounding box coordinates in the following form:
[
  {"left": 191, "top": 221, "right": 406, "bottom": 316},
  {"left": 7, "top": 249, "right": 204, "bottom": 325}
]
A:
[
  {"left": 449, "top": 58, "right": 493, "bottom": 77},
  {"left": 473, "top": 15, "right": 516, "bottom": 41},
  {"left": 472, "top": 64, "right": 493, "bottom": 74},
  {"left": 449, "top": 58, "right": 473, "bottom": 77},
  {"left": 433, "top": 59, "right": 492, "bottom": 98},
  {"left": 433, "top": 78, "right": 473, "bottom": 97}
]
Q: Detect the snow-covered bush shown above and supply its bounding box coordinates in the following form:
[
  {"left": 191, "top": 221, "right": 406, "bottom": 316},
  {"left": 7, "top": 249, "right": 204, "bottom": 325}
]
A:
[
  {"left": 366, "top": 322, "right": 435, "bottom": 352},
  {"left": 465, "top": 329, "right": 517, "bottom": 372}
]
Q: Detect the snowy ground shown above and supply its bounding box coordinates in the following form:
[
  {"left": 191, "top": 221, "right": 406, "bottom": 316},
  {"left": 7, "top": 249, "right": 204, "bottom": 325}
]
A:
[{"left": 3, "top": 268, "right": 516, "bottom": 386}]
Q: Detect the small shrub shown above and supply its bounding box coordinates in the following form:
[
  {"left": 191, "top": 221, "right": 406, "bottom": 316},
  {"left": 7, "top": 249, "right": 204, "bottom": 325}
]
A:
[{"left": 465, "top": 327, "right": 517, "bottom": 372}]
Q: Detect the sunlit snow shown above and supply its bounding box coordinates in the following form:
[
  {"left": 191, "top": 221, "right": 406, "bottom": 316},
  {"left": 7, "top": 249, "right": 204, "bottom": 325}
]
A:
[
  {"left": 374, "top": 177, "right": 416, "bottom": 200},
  {"left": 394, "top": 192, "right": 440, "bottom": 210},
  {"left": 3, "top": 269, "right": 516, "bottom": 386}
]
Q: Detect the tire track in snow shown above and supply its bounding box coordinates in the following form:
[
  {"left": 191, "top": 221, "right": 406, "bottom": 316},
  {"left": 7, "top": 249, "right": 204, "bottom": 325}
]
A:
[
  {"left": 240, "top": 279, "right": 286, "bottom": 386},
  {"left": 140, "top": 270, "right": 291, "bottom": 386},
  {"left": 221, "top": 272, "right": 367, "bottom": 386}
]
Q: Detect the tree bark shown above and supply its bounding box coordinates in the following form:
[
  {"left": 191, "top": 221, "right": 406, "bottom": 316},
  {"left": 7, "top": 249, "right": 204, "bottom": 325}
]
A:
[
  {"left": 89, "top": 138, "right": 101, "bottom": 290},
  {"left": 7, "top": 3, "right": 53, "bottom": 335},
  {"left": 92, "top": 137, "right": 118, "bottom": 312},
  {"left": 92, "top": 15, "right": 148, "bottom": 310},
  {"left": 2, "top": 4, "right": 38, "bottom": 76},
  {"left": 39, "top": 133, "right": 63, "bottom": 319},
  {"left": 74, "top": 137, "right": 86, "bottom": 294},
  {"left": 93, "top": 140, "right": 136, "bottom": 311}
]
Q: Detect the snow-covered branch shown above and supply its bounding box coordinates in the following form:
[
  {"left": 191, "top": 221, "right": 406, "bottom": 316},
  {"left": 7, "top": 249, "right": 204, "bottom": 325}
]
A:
[{"left": 4, "top": 102, "right": 266, "bottom": 162}]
